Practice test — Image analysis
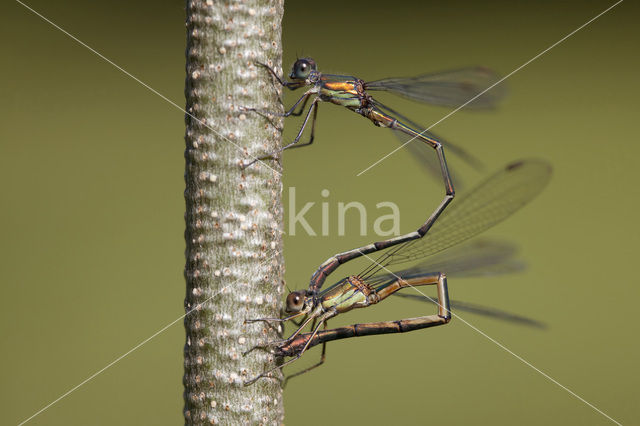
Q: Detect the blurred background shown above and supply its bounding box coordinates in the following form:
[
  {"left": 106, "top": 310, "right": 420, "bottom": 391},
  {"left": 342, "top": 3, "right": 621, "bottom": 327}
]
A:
[{"left": 2, "top": 0, "right": 638, "bottom": 424}]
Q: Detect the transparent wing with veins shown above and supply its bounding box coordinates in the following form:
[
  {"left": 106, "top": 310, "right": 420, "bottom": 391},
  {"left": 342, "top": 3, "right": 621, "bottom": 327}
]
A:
[
  {"left": 365, "top": 66, "right": 507, "bottom": 109},
  {"left": 362, "top": 239, "right": 542, "bottom": 328},
  {"left": 359, "top": 159, "right": 552, "bottom": 280},
  {"left": 364, "top": 239, "right": 524, "bottom": 286}
]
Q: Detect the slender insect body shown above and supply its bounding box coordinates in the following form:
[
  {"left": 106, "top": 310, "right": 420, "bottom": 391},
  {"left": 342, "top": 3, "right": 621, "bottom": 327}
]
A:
[{"left": 246, "top": 56, "right": 501, "bottom": 176}]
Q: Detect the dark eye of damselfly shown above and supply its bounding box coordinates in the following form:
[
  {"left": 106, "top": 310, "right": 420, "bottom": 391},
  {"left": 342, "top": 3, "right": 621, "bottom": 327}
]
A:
[
  {"left": 285, "top": 291, "right": 305, "bottom": 312},
  {"left": 290, "top": 58, "right": 316, "bottom": 80}
]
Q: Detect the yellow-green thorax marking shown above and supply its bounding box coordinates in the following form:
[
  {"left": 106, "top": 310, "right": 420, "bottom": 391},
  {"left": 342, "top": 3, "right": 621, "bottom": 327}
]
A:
[{"left": 319, "top": 276, "right": 380, "bottom": 313}]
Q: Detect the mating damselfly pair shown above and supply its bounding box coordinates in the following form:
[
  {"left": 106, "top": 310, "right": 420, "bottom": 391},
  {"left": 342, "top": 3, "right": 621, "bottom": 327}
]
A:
[{"left": 241, "top": 58, "right": 551, "bottom": 385}]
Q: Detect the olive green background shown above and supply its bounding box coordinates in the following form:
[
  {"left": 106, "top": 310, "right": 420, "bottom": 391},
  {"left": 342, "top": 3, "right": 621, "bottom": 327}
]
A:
[{"left": 2, "top": 1, "right": 638, "bottom": 424}]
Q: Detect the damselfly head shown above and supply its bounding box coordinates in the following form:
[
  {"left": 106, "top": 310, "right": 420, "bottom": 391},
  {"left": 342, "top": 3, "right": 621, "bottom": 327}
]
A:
[
  {"left": 289, "top": 58, "right": 317, "bottom": 81},
  {"left": 284, "top": 290, "right": 309, "bottom": 313}
]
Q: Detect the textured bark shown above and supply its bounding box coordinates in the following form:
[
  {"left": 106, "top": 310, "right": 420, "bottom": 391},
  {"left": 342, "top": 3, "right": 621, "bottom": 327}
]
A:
[{"left": 183, "top": 0, "right": 285, "bottom": 424}]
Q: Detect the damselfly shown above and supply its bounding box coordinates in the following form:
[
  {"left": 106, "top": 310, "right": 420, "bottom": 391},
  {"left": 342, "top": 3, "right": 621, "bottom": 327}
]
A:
[
  {"left": 246, "top": 57, "right": 505, "bottom": 181},
  {"left": 244, "top": 159, "right": 551, "bottom": 385}
]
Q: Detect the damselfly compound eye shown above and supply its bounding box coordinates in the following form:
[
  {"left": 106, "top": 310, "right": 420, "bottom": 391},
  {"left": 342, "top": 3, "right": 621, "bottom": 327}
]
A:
[
  {"left": 289, "top": 58, "right": 316, "bottom": 80},
  {"left": 285, "top": 291, "right": 305, "bottom": 312}
]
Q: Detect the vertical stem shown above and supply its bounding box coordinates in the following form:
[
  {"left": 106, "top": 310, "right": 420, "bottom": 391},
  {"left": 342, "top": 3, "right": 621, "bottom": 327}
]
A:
[{"left": 183, "top": 1, "right": 285, "bottom": 424}]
